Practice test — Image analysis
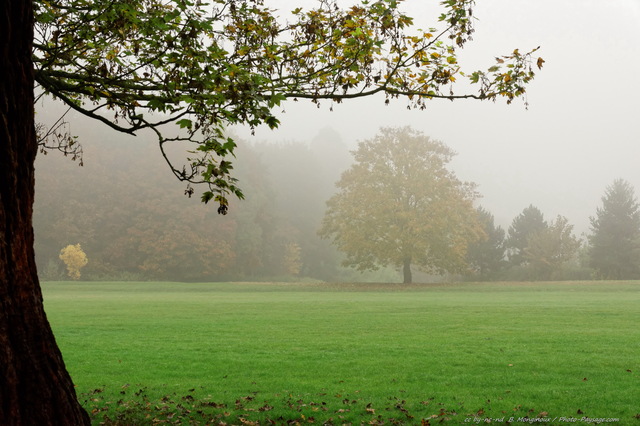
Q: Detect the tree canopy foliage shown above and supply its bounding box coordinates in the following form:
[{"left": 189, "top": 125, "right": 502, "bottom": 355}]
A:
[
  {"left": 505, "top": 204, "right": 547, "bottom": 266},
  {"left": 319, "top": 126, "right": 482, "bottom": 283},
  {"left": 58, "top": 243, "right": 88, "bottom": 280},
  {"left": 465, "top": 206, "right": 506, "bottom": 278},
  {"left": 588, "top": 179, "right": 640, "bottom": 279},
  {"left": 33, "top": 0, "right": 543, "bottom": 212},
  {"left": 523, "top": 215, "right": 580, "bottom": 280}
]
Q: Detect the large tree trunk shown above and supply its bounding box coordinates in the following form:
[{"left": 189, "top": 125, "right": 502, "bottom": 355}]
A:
[
  {"left": 402, "top": 257, "right": 412, "bottom": 284},
  {"left": 0, "top": 1, "right": 90, "bottom": 424}
]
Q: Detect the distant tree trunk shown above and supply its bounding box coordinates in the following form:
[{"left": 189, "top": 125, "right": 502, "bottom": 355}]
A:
[
  {"left": 403, "top": 257, "right": 412, "bottom": 284},
  {"left": 0, "top": 1, "right": 90, "bottom": 424}
]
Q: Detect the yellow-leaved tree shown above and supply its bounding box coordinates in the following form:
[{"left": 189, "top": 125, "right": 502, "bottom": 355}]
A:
[
  {"left": 319, "top": 126, "right": 484, "bottom": 284},
  {"left": 59, "top": 244, "right": 88, "bottom": 280},
  {"left": 283, "top": 242, "right": 303, "bottom": 276}
]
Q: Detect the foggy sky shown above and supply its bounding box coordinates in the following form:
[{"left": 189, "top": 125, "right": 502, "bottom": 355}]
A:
[{"left": 234, "top": 0, "right": 640, "bottom": 236}]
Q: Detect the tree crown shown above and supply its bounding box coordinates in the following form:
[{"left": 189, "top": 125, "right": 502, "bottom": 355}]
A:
[
  {"left": 320, "top": 126, "right": 482, "bottom": 282},
  {"left": 588, "top": 179, "right": 640, "bottom": 279}
]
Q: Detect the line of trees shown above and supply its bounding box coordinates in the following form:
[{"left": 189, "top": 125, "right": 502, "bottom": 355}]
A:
[
  {"left": 318, "top": 127, "right": 640, "bottom": 282},
  {"left": 466, "top": 205, "right": 584, "bottom": 281},
  {"left": 36, "top": 126, "right": 640, "bottom": 284},
  {"left": 467, "top": 179, "right": 640, "bottom": 281}
]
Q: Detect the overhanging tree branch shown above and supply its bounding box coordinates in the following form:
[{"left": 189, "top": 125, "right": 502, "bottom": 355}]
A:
[{"left": 33, "top": 0, "right": 543, "bottom": 213}]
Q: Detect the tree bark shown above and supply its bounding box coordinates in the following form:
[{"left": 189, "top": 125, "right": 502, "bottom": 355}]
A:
[
  {"left": 0, "top": 0, "right": 90, "bottom": 424},
  {"left": 402, "top": 257, "right": 412, "bottom": 284}
]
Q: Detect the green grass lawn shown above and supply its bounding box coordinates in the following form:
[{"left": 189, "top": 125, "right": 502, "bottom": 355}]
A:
[{"left": 43, "top": 281, "right": 640, "bottom": 425}]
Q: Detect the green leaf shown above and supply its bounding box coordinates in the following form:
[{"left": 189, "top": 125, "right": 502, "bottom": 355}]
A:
[
  {"left": 269, "top": 93, "right": 286, "bottom": 107},
  {"left": 265, "top": 116, "right": 280, "bottom": 129},
  {"left": 176, "top": 119, "right": 192, "bottom": 129},
  {"left": 201, "top": 191, "right": 214, "bottom": 204},
  {"left": 147, "top": 98, "right": 164, "bottom": 111}
]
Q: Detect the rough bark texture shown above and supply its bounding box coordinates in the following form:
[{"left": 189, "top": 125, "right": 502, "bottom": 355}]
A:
[{"left": 0, "top": 0, "right": 90, "bottom": 423}]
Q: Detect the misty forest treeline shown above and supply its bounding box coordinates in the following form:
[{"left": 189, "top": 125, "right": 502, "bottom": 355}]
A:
[
  {"left": 35, "top": 130, "right": 640, "bottom": 283},
  {"left": 469, "top": 179, "right": 640, "bottom": 281},
  {"left": 35, "top": 128, "right": 358, "bottom": 282}
]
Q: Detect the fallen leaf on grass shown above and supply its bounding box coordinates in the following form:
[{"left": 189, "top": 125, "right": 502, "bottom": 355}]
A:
[{"left": 200, "top": 401, "right": 227, "bottom": 408}]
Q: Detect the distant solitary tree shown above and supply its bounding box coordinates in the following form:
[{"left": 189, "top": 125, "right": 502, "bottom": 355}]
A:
[
  {"left": 319, "top": 126, "right": 483, "bottom": 284},
  {"left": 59, "top": 244, "right": 88, "bottom": 280},
  {"left": 466, "top": 206, "right": 506, "bottom": 278},
  {"left": 506, "top": 205, "right": 547, "bottom": 266},
  {"left": 588, "top": 179, "right": 640, "bottom": 279}
]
